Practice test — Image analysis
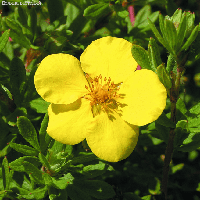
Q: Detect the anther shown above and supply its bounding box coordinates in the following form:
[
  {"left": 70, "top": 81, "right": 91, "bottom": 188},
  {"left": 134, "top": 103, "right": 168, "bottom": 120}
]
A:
[{"left": 85, "top": 73, "right": 89, "bottom": 79}]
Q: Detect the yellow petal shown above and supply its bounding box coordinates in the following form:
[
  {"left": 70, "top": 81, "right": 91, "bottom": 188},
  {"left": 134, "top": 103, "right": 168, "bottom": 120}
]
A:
[
  {"left": 47, "top": 98, "right": 95, "bottom": 145},
  {"left": 34, "top": 54, "right": 88, "bottom": 104},
  {"left": 86, "top": 111, "right": 139, "bottom": 162},
  {"left": 118, "top": 69, "right": 167, "bottom": 126},
  {"left": 80, "top": 36, "right": 137, "bottom": 83}
]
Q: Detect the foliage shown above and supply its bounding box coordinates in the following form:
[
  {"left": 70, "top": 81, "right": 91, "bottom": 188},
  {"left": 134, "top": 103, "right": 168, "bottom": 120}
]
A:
[{"left": 0, "top": 0, "right": 200, "bottom": 199}]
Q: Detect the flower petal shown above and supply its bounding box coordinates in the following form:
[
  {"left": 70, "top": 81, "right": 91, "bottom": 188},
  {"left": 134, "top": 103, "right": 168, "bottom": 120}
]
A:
[
  {"left": 34, "top": 54, "right": 88, "bottom": 104},
  {"left": 80, "top": 36, "right": 137, "bottom": 83},
  {"left": 118, "top": 69, "right": 167, "bottom": 126},
  {"left": 86, "top": 111, "right": 139, "bottom": 162},
  {"left": 47, "top": 98, "right": 95, "bottom": 145}
]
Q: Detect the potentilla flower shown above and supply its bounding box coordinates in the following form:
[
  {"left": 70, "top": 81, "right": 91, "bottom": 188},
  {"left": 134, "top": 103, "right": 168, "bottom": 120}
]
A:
[{"left": 34, "top": 36, "right": 167, "bottom": 162}]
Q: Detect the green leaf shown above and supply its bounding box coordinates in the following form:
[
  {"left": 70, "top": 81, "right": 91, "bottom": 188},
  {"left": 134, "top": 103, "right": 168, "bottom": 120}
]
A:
[
  {"left": 43, "top": 172, "right": 53, "bottom": 187},
  {"left": 176, "top": 13, "right": 187, "bottom": 52},
  {"left": 28, "top": 7, "right": 37, "bottom": 39},
  {"left": 15, "top": 185, "right": 47, "bottom": 200},
  {"left": 164, "top": 18, "right": 177, "bottom": 53},
  {"left": 65, "top": 145, "right": 73, "bottom": 155},
  {"left": 9, "top": 156, "right": 40, "bottom": 172},
  {"left": 155, "top": 122, "right": 170, "bottom": 144},
  {"left": 65, "top": 3, "right": 80, "bottom": 28},
  {"left": 52, "top": 173, "right": 74, "bottom": 190},
  {"left": 23, "top": 64, "right": 38, "bottom": 102},
  {"left": 2, "top": 157, "right": 10, "bottom": 190},
  {"left": 131, "top": 44, "right": 151, "bottom": 70},
  {"left": 171, "top": 8, "right": 182, "bottom": 26},
  {"left": 46, "top": 36, "right": 67, "bottom": 54},
  {"left": 156, "top": 112, "right": 176, "bottom": 128},
  {"left": 70, "top": 153, "right": 97, "bottom": 165},
  {"left": 84, "top": 3, "right": 110, "bottom": 18},
  {"left": 47, "top": 0, "right": 64, "bottom": 23},
  {"left": 76, "top": 180, "right": 115, "bottom": 199},
  {"left": 174, "top": 127, "right": 189, "bottom": 148},
  {"left": 39, "top": 153, "right": 51, "bottom": 170},
  {"left": 9, "top": 57, "right": 26, "bottom": 106},
  {"left": 82, "top": 163, "right": 106, "bottom": 179},
  {"left": 190, "top": 101, "right": 200, "bottom": 114},
  {"left": 50, "top": 140, "right": 65, "bottom": 154},
  {"left": 181, "top": 25, "right": 199, "bottom": 51},
  {"left": 28, "top": 186, "right": 47, "bottom": 200},
  {"left": 17, "top": 6, "right": 28, "bottom": 26},
  {"left": 22, "top": 161, "right": 44, "bottom": 184},
  {"left": 141, "top": 195, "right": 152, "bottom": 200},
  {"left": 158, "top": 14, "right": 174, "bottom": 53},
  {"left": 148, "top": 177, "right": 161, "bottom": 195},
  {"left": 148, "top": 18, "right": 166, "bottom": 49},
  {"left": 177, "top": 132, "right": 200, "bottom": 152},
  {"left": 0, "top": 30, "right": 10, "bottom": 53},
  {"left": 47, "top": 150, "right": 69, "bottom": 173},
  {"left": 67, "top": 184, "right": 92, "bottom": 200},
  {"left": 39, "top": 113, "right": 51, "bottom": 153},
  {"left": 156, "top": 64, "right": 172, "bottom": 89},
  {"left": 29, "top": 98, "right": 50, "bottom": 113},
  {"left": 158, "top": 13, "right": 165, "bottom": 39},
  {"left": 176, "top": 120, "right": 188, "bottom": 129},
  {"left": 137, "top": 11, "right": 159, "bottom": 31},
  {"left": 176, "top": 97, "right": 188, "bottom": 115},
  {"left": 148, "top": 37, "right": 162, "bottom": 72},
  {"left": 9, "top": 142, "right": 39, "bottom": 156},
  {"left": 17, "top": 116, "right": 40, "bottom": 151},
  {"left": 1, "top": 84, "right": 12, "bottom": 100},
  {"left": 9, "top": 29, "right": 31, "bottom": 49},
  {"left": 172, "top": 163, "right": 184, "bottom": 174},
  {"left": 188, "top": 115, "right": 200, "bottom": 128},
  {"left": 6, "top": 18, "right": 22, "bottom": 33},
  {"left": 0, "top": 190, "right": 7, "bottom": 198},
  {"left": 134, "top": 5, "right": 151, "bottom": 28},
  {"left": 185, "top": 11, "right": 195, "bottom": 38}
]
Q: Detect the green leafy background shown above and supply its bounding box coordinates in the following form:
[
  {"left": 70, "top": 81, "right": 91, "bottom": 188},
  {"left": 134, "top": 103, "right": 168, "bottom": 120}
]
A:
[{"left": 0, "top": 0, "right": 200, "bottom": 199}]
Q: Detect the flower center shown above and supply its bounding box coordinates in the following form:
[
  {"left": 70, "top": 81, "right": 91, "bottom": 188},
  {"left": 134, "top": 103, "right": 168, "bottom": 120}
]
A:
[{"left": 83, "top": 74, "right": 122, "bottom": 116}]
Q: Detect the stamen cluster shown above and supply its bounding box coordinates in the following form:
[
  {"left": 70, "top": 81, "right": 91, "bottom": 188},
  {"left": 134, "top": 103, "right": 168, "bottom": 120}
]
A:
[{"left": 84, "top": 74, "right": 121, "bottom": 113}]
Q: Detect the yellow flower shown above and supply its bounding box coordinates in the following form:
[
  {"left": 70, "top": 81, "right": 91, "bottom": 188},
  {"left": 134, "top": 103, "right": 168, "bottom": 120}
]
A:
[{"left": 34, "top": 36, "right": 167, "bottom": 162}]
